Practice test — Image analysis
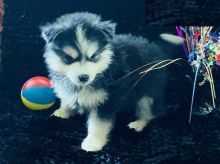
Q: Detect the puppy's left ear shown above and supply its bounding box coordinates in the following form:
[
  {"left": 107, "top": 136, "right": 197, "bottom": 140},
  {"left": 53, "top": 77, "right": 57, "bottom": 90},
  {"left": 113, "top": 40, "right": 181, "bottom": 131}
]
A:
[{"left": 98, "top": 21, "right": 116, "bottom": 39}]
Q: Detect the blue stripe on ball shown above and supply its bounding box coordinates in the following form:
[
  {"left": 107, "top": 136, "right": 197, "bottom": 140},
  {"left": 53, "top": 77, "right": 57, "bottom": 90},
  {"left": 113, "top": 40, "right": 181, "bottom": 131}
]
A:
[{"left": 21, "top": 86, "right": 56, "bottom": 104}]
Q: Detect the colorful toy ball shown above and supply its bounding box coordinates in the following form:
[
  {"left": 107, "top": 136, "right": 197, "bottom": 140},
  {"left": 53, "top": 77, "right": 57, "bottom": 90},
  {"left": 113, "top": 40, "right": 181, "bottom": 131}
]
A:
[{"left": 21, "top": 76, "right": 56, "bottom": 110}]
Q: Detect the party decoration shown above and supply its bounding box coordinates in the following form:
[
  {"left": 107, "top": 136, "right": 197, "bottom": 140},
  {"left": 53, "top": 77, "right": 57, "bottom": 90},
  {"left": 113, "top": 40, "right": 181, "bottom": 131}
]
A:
[{"left": 176, "top": 26, "right": 220, "bottom": 123}]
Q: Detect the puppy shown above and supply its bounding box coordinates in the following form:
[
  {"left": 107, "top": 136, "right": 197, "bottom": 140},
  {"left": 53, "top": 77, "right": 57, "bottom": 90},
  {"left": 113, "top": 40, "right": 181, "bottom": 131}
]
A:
[{"left": 40, "top": 12, "right": 172, "bottom": 152}]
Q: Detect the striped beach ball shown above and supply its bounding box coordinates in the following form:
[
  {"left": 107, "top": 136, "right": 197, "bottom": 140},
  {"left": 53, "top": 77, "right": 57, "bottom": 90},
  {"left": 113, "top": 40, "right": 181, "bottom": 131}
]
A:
[{"left": 21, "top": 76, "right": 56, "bottom": 110}]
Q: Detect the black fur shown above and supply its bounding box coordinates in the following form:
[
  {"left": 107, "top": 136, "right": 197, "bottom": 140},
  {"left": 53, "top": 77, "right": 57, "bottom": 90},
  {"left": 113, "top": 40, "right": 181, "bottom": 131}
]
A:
[
  {"left": 41, "top": 12, "right": 178, "bottom": 120},
  {"left": 95, "top": 34, "right": 171, "bottom": 119}
]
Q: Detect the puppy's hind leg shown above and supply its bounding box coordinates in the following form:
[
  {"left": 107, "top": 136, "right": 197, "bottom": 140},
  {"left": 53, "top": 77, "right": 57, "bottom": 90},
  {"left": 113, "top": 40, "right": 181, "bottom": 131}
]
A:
[
  {"left": 128, "top": 96, "right": 153, "bottom": 132},
  {"left": 51, "top": 101, "right": 75, "bottom": 119}
]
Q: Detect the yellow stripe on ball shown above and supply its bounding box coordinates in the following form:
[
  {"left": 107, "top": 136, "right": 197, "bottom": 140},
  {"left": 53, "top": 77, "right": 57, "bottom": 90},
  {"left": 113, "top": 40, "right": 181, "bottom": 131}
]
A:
[{"left": 21, "top": 96, "right": 55, "bottom": 110}]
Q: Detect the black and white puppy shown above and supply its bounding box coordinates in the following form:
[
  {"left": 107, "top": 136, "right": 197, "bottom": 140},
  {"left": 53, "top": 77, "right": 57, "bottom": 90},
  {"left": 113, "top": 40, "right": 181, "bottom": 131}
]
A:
[{"left": 40, "top": 12, "right": 173, "bottom": 152}]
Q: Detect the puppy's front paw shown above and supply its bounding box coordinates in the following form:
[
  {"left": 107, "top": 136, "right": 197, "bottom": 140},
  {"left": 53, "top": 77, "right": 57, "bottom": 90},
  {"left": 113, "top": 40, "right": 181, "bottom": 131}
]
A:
[
  {"left": 128, "top": 120, "right": 147, "bottom": 132},
  {"left": 81, "top": 136, "right": 106, "bottom": 152},
  {"left": 51, "top": 108, "right": 72, "bottom": 119}
]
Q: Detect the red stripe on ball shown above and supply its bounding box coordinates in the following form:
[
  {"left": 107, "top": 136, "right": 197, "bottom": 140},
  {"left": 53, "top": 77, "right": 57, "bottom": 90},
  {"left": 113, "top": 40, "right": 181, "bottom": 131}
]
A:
[{"left": 22, "top": 76, "right": 52, "bottom": 91}]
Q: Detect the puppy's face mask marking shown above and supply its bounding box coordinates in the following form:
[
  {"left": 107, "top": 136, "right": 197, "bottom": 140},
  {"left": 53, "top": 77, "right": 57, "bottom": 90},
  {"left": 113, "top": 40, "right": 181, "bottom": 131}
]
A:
[{"left": 41, "top": 19, "right": 116, "bottom": 86}]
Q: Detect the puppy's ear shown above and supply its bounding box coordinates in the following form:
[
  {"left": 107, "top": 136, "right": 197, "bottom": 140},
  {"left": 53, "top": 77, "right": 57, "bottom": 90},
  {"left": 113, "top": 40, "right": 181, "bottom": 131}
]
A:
[
  {"left": 98, "top": 21, "right": 116, "bottom": 39},
  {"left": 40, "top": 24, "right": 61, "bottom": 43}
]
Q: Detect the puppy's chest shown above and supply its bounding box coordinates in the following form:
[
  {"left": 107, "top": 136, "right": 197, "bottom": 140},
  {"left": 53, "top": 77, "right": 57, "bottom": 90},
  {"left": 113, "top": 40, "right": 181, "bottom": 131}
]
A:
[{"left": 76, "top": 88, "right": 108, "bottom": 109}]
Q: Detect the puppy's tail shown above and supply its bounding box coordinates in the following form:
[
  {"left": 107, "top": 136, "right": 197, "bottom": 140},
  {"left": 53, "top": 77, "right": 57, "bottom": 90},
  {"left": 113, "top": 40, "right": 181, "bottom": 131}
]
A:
[{"left": 160, "top": 33, "right": 184, "bottom": 45}]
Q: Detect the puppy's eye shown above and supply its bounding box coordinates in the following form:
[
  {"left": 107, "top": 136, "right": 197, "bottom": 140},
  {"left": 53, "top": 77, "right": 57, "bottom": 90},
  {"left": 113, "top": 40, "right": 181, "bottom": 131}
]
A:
[
  {"left": 54, "top": 48, "right": 76, "bottom": 64},
  {"left": 62, "top": 54, "right": 75, "bottom": 64},
  {"left": 88, "top": 53, "right": 99, "bottom": 62}
]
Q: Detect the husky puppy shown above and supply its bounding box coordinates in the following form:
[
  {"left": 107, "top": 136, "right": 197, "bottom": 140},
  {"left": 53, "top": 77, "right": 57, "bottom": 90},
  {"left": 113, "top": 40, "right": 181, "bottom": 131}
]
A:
[{"left": 40, "top": 12, "right": 172, "bottom": 152}]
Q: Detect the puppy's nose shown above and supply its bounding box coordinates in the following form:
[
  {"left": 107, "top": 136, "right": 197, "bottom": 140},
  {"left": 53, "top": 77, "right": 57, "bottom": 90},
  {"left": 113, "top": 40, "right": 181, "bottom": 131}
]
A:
[{"left": 78, "top": 74, "right": 89, "bottom": 83}]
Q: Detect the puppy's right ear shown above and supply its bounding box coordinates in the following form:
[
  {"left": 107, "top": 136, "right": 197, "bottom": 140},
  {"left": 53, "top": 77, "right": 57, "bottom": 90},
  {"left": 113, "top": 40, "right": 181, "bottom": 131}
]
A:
[
  {"left": 40, "top": 24, "right": 60, "bottom": 43},
  {"left": 98, "top": 21, "right": 117, "bottom": 39}
]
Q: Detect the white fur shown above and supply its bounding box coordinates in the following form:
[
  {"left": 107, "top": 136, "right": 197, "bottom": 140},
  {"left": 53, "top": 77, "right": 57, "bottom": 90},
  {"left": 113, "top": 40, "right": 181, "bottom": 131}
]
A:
[
  {"left": 160, "top": 33, "right": 184, "bottom": 45},
  {"left": 52, "top": 78, "right": 78, "bottom": 109},
  {"left": 76, "top": 26, "right": 99, "bottom": 56},
  {"left": 81, "top": 110, "right": 113, "bottom": 152},
  {"left": 137, "top": 96, "right": 153, "bottom": 119},
  {"left": 51, "top": 107, "right": 74, "bottom": 119},
  {"left": 65, "top": 49, "right": 112, "bottom": 85},
  {"left": 78, "top": 87, "right": 108, "bottom": 109},
  {"left": 63, "top": 46, "right": 79, "bottom": 59},
  {"left": 44, "top": 47, "right": 66, "bottom": 73},
  {"left": 52, "top": 80, "right": 108, "bottom": 111},
  {"left": 128, "top": 96, "right": 153, "bottom": 132},
  {"left": 51, "top": 99, "right": 75, "bottom": 119},
  {"left": 128, "top": 120, "right": 148, "bottom": 132},
  {"left": 44, "top": 45, "right": 113, "bottom": 86}
]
